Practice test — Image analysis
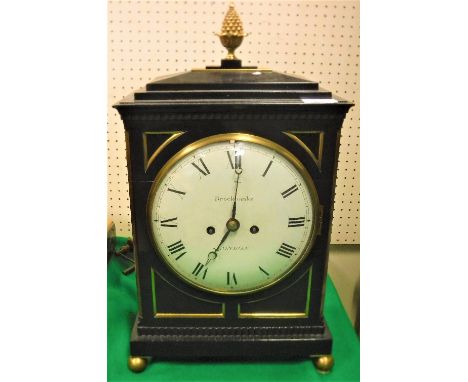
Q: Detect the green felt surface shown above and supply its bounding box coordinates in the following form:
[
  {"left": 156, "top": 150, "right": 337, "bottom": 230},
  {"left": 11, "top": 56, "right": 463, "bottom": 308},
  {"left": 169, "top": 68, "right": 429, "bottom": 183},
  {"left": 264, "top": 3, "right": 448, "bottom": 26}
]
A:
[{"left": 108, "top": 238, "right": 359, "bottom": 381}]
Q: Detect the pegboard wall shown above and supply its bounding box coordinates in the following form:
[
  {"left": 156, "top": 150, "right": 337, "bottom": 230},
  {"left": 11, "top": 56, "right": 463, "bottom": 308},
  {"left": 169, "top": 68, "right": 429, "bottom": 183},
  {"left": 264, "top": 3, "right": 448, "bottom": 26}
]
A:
[{"left": 108, "top": 0, "right": 360, "bottom": 243}]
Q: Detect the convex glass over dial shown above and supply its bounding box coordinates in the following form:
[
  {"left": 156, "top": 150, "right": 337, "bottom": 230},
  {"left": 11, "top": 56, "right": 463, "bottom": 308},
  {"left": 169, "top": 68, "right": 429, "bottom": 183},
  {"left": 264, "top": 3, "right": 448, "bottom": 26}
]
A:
[{"left": 148, "top": 133, "right": 319, "bottom": 294}]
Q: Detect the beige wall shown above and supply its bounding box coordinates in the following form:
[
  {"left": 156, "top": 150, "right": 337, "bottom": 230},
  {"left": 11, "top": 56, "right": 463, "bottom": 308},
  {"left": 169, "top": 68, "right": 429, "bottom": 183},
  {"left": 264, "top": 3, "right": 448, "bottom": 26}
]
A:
[
  {"left": 108, "top": 0, "right": 360, "bottom": 244},
  {"left": 329, "top": 244, "right": 360, "bottom": 327}
]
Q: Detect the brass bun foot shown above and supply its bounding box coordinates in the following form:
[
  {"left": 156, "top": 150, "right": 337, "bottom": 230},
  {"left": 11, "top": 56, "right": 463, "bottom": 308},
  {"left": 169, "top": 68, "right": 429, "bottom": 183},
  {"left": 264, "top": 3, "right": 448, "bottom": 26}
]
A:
[
  {"left": 312, "top": 355, "right": 334, "bottom": 374},
  {"left": 128, "top": 356, "right": 148, "bottom": 373}
]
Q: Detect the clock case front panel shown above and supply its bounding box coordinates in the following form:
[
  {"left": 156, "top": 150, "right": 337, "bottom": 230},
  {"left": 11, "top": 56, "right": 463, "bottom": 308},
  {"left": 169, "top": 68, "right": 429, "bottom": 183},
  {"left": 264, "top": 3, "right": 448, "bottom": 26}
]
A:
[{"left": 114, "top": 70, "right": 352, "bottom": 359}]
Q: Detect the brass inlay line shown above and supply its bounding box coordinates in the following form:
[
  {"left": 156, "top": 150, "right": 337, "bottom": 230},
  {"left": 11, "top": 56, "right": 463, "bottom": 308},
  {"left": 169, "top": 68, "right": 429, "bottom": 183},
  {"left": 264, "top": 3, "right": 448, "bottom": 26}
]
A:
[
  {"left": 283, "top": 131, "right": 324, "bottom": 172},
  {"left": 320, "top": 131, "right": 342, "bottom": 316},
  {"left": 238, "top": 312, "right": 308, "bottom": 319},
  {"left": 151, "top": 268, "right": 157, "bottom": 315},
  {"left": 143, "top": 131, "right": 185, "bottom": 172},
  {"left": 304, "top": 266, "right": 313, "bottom": 317},
  {"left": 318, "top": 205, "right": 324, "bottom": 236},
  {"left": 237, "top": 267, "right": 313, "bottom": 318},
  {"left": 155, "top": 312, "right": 224, "bottom": 319},
  {"left": 151, "top": 268, "right": 225, "bottom": 318}
]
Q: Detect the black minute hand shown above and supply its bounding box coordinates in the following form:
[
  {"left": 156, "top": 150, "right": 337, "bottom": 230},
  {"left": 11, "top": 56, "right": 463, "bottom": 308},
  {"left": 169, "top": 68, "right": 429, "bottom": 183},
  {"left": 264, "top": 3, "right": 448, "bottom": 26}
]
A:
[
  {"left": 205, "top": 230, "right": 231, "bottom": 266},
  {"left": 215, "top": 230, "right": 231, "bottom": 252}
]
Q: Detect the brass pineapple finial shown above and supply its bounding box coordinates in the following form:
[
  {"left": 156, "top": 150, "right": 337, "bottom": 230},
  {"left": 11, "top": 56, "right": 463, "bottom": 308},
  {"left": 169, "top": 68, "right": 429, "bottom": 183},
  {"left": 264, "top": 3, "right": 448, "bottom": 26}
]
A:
[{"left": 216, "top": 3, "right": 248, "bottom": 61}]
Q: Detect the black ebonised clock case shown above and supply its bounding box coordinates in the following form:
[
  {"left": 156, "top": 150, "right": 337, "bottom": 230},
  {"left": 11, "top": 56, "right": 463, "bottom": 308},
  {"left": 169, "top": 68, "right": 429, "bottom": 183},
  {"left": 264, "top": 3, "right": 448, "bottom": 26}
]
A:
[{"left": 114, "top": 69, "right": 353, "bottom": 360}]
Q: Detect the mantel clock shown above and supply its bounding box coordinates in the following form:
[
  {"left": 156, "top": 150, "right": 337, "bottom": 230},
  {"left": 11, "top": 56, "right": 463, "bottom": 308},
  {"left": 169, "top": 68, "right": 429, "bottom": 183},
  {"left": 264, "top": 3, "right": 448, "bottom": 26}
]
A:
[{"left": 114, "top": 5, "right": 353, "bottom": 374}]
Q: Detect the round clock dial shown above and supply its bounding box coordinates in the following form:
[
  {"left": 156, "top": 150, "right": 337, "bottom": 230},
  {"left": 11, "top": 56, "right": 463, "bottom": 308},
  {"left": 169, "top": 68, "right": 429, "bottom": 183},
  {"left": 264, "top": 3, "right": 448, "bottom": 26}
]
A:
[{"left": 148, "top": 133, "right": 319, "bottom": 295}]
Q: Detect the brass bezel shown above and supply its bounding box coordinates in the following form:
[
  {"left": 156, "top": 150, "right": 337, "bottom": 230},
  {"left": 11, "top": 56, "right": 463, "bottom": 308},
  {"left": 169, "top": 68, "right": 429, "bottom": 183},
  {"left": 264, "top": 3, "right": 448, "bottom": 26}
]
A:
[{"left": 147, "top": 133, "right": 320, "bottom": 295}]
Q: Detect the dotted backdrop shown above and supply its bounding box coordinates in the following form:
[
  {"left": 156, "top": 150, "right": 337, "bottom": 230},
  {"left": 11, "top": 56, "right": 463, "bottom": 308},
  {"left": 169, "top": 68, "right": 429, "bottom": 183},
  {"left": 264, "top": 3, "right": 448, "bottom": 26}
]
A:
[{"left": 108, "top": 0, "right": 360, "bottom": 244}]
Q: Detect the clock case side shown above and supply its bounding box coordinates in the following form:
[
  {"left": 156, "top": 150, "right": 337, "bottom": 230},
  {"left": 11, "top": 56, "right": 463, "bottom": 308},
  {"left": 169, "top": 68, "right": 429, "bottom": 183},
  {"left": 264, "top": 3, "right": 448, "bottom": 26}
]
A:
[{"left": 113, "top": 70, "right": 353, "bottom": 360}]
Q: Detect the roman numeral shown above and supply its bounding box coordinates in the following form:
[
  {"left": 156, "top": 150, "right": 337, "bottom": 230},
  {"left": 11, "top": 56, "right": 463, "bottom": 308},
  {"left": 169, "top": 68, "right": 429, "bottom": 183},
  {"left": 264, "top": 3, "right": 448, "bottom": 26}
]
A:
[
  {"left": 160, "top": 217, "right": 178, "bottom": 227},
  {"left": 192, "top": 262, "right": 205, "bottom": 277},
  {"left": 288, "top": 217, "right": 305, "bottom": 227},
  {"left": 262, "top": 160, "right": 273, "bottom": 177},
  {"left": 167, "top": 240, "right": 185, "bottom": 253},
  {"left": 227, "top": 151, "right": 242, "bottom": 170},
  {"left": 276, "top": 243, "right": 296, "bottom": 258},
  {"left": 281, "top": 184, "right": 299, "bottom": 198},
  {"left": 168, "top": 188, "right": 186, "bottom": 196},
  {"left": 191, "top": 158, "right": 210, "bottom": 176},
  {"left": 227, "top": 272, "right": 238, "bottom": 285},
  {"left": 259, "top": 266, "right": 270, "bottom": 276},
  {"left": 167, "top": 240, "right": 186, "bottom": 260}
]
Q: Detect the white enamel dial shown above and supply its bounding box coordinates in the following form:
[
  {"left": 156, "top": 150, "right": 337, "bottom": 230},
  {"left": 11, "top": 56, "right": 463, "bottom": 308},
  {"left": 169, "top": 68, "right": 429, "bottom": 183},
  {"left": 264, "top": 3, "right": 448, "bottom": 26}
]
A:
[{"left": 148, "top": 134, "right": 319, "bottom": 294}]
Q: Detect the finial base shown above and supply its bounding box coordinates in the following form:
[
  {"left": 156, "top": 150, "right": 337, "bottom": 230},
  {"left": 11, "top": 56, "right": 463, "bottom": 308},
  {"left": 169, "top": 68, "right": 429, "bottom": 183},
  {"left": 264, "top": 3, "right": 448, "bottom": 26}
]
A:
[
  {"left": 206, "top": 59, "right": 257, "bottom": 70},
  {"left": 220, "top": 59, "right": 242, "bottom": 69}
]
